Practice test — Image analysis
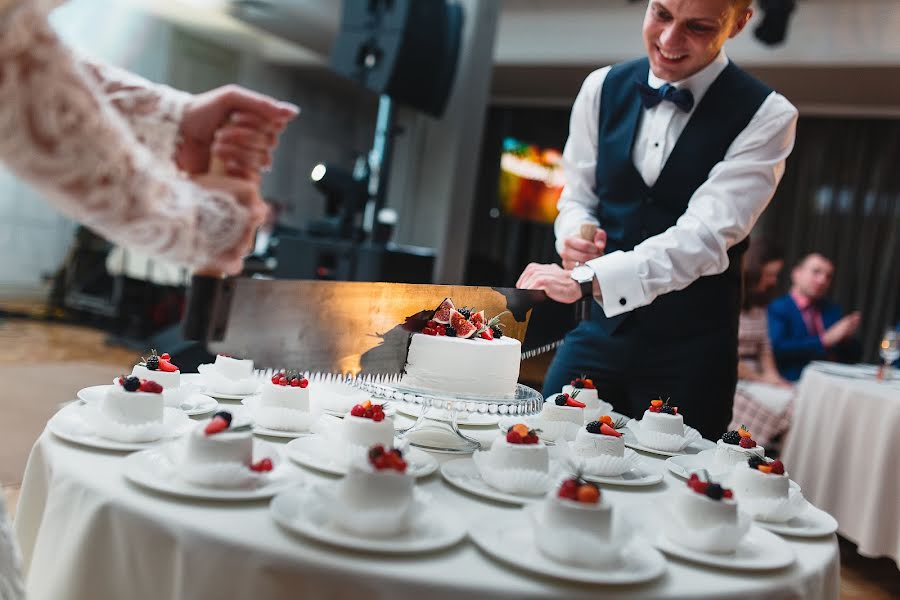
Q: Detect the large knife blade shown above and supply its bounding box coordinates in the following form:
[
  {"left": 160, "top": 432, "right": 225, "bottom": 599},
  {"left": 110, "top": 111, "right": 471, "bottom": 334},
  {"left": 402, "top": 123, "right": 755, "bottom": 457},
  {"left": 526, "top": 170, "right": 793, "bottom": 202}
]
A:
[{"left": 183, "top": 276, "right": 574, "bottom": 374}]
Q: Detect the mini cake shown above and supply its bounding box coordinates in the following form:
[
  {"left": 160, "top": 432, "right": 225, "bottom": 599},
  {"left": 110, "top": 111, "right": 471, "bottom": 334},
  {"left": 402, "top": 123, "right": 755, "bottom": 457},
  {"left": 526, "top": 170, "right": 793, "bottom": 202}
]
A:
[
  {"left": 213, "top": 354, "right": 254, "bottom": 380},
  {"left": 562, "top": 375, "right": 610, "bottom": 418},
  {"left": 640, "top": 398, "right": 684, "bottom": 435},
  {"left": 534, "top": 478, "right": 616, "bottom": 567},
  {"left": 666, "top": 472, "right": 744, "bottom": 554},
  {"left": 540, "top": 391, "right": 586, "bottom": 425},
  {"left": 490, "top": 424, "right": 550, "bottom": 471},
  {"left": 715, "top": 425, "right": 765, "bottom": 466},
  {"left": 334, "top": 444, "right": 416, "bottom": 537},
  {"left": 342, "top": 401, "right": 395, "bottom": 448},
  {"left": 131, "top": 349, "right": 180, "bottom": 388},
  {"left": 260, "top": 370, "right": 310, "bottom": 411},
  {"left": 181, "top": 412, "right": 274, "bottom": 487},
  {"left": 337, "top": 444, "right": 413, "bottom": 511},
  {"left": 573, "top": 416, "right": 624, "bottom": 458},
  {"left": 102, "top": 376, "right": 164, "bottom": 425},
  {"left": 733, "top": 456, "right": 789, "bottom": 500},
  {"left": 400, "top": 299, "right": 521, "bottom": 398}
]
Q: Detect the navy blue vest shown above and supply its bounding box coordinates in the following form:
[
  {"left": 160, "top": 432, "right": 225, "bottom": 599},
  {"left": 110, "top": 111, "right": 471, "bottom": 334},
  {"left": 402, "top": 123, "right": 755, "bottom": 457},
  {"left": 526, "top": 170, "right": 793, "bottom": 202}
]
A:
[{"left": 592, "top": 58, "right": 772, "bottom": 337}]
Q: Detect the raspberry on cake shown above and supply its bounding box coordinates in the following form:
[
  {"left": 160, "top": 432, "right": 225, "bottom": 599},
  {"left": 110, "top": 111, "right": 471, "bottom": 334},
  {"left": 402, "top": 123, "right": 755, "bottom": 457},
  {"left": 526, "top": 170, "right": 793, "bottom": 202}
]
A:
[
  {"left": 400, "top": 298, "right": 521, "bottom": 398},
  {"left": 505, "top": 423, "right": 540, "bottom": 444},
  {"left": 131, "top": 349, "right": 180, "bottom": 388},
  {"left": 343, "top": 401, "right": 395, "bottom": 448},
  {"left": 715, "top": 425, "right": 765, "bottom": 466}
]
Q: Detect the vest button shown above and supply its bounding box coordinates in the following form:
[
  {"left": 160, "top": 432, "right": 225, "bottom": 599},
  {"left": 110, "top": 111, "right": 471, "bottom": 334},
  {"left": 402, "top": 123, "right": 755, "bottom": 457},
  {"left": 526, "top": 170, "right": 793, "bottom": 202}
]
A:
[{"left": 619, "top": 297, "right": 627, "bottom": 306}]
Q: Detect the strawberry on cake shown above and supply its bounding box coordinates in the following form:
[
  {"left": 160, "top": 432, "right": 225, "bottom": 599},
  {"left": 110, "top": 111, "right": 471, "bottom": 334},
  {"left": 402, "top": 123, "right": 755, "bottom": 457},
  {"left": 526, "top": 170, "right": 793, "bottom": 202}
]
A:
[
  {"left": 131, "top": 350, "right": 180, "bottom": 388},
  {"left": 400, "top": 298, "right": 521, "bottom": 398}
]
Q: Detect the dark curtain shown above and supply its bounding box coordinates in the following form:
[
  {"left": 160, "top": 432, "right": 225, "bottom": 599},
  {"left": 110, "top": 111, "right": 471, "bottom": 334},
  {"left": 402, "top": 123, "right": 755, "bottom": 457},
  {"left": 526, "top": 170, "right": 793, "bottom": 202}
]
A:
[{"left": 762, "top": 116, "right": 900, "bottom": 362}]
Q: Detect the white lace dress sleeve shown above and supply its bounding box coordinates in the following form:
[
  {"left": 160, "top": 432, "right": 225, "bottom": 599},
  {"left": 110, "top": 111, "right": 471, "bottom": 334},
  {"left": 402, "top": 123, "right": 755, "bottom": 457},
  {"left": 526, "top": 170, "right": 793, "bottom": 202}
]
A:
[{"left": 0, "top": 0, "right": 250, "bottom": 269}]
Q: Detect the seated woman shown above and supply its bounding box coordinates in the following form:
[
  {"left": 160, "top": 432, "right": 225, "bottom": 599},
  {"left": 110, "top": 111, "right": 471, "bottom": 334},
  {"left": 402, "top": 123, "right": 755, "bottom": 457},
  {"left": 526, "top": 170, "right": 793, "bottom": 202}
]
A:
[{"left": 728, "top": 238, "right": 795, "bottom": 451}]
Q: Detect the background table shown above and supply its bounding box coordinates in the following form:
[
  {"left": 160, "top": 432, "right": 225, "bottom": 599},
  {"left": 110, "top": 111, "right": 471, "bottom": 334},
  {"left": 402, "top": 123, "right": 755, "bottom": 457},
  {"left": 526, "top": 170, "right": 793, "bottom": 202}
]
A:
[
  {"left": 16, "top": 404, "right": 839, "bottom": 600},
  {"left": 783, "top": 364, "right": 900, "bottom": 568}
]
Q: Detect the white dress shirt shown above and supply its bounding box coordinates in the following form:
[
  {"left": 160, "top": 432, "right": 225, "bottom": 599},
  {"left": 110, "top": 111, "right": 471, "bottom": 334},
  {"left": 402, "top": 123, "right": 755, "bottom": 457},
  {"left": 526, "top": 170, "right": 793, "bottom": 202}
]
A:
[{"left": 555, "top": 51, "right": 798, "bottom": 318}]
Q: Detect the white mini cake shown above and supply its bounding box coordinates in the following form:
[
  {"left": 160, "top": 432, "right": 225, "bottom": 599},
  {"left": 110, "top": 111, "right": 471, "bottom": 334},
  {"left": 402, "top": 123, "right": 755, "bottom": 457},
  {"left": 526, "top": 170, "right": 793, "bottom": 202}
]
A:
[
  {"left": 541, "top": 493, "right": 612, "bottom": 539},
  {"left": 342, "top": 413, "right": 395, "bottom": 448},
  {"left": 672, "top": 483, "right": 738, "bottom": 530},
  {"left": 641, "top": 410, "right": 684, "bottom": 435},
  {"left": 214, "top": 355, "right": 254, "bottom": 380},
  {"left": 260, "top": 380, "right": 310, "bottom": 411},
  {"left": 101, "top": 382, "right": 164, "bottom": 425},
  {"left": 715, "top": 439, "right": 765, "bottom": 466},
  {"left": 131, "top": 364, "right": 180, "bottom": 388},
  {"left": 573, "top": 425, "right": 624, "bottom": 458},
  {"left": 401, "top": 333, "right": 521, "bottom": 398},
  {"left": 733, "top": 462, "right": 790, "bottom": 500},
  {"left": 541, "top": 395, "right": 585, "bottom": 426},
  {"left": 337, "top": 456, "right": 414, "bottom": 511},
  {"left": 534, "top": 479, "right": 617, "bottom": 567},
  {"left": 183, "top": 425, "right": 253, "bottom": 467},
  {"left": 487, "top": 436, "right": 549, "bottom": 471}
]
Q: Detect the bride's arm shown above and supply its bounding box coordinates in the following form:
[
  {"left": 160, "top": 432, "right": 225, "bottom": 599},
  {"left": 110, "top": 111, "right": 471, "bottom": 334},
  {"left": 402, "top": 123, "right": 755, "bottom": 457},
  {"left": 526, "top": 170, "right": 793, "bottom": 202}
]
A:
[{"left": 0, "top": 2, "right": 256, "bottom": 272}]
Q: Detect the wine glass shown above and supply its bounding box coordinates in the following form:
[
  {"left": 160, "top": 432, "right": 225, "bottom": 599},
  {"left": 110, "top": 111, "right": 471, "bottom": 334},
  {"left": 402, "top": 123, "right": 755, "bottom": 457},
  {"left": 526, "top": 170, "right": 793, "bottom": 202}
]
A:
[{"left": 879, "top": 328, "right": 900, "bottom": 381}]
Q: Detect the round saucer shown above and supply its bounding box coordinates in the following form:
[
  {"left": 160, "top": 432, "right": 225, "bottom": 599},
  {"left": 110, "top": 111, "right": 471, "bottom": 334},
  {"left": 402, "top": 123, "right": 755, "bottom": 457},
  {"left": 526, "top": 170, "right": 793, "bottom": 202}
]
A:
[
  {"left": 654, "top": 525, "right": 795, "bottom": 570},
  {"left": 48, "top": 404, "right": 192, "bottom": 451},
  {"left": 440, "top": 458, "right": 551, "bottom": 505},
  {"left": 754, "top": 503, "right": 838, "bottom": 538},
  {"left": 284, "top": 436, "right": 438, "bottom": 478},
  {"left": 621, "top": 426, "right": 711, "bottom": 457}
]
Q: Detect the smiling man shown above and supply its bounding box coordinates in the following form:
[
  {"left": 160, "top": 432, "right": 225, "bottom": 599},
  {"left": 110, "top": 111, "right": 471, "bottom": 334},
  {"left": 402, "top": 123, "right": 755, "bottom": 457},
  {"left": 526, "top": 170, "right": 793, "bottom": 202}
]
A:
[{"left": 516, "top": 0, "right": 799, "bottom": 438}]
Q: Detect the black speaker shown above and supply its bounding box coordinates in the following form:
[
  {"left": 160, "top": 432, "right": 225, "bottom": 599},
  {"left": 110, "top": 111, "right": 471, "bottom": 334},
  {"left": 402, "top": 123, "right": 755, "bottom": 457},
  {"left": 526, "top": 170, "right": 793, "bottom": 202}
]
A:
[{"left": 330, "top": 0, "right": 464, "bottom": 118}]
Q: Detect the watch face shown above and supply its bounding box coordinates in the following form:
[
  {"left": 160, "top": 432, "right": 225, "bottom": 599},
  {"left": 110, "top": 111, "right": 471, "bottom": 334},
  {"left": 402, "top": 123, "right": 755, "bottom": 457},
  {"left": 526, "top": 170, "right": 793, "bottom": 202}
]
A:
[{"left": 571, "top": 265, "right": 594, "bottom": 283}]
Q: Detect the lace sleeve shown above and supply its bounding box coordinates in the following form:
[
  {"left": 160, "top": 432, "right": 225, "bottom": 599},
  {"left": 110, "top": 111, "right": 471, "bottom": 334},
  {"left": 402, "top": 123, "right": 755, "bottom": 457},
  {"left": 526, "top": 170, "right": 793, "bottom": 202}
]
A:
[
  {"left": 0, "top": 1, "right": 250, "bottom": 269},
  {"left": 78, "top": 58, "right": 191, "bottom": 169}
]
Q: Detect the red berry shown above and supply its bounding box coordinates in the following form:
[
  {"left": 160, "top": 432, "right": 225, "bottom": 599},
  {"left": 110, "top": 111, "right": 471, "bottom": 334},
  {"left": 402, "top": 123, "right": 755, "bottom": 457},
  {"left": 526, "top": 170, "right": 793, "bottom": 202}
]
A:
[
  {"left": 426, "top": 320, "right": 437, "bottom": 328},
  {"left": 565, "top": 397, "right": 586, "bottom": 408},
  {"left": 770, "top": 460, "right": 785, "bottom": 475},
  {"left": 436, "top": 325, "right": 447, "bottom": 336},
  {"left": 139, "top": 380, "right": 151, "bottom": 392},
  {"left": 506, "top": 430, "right": 523, "bottom": 444},
  {"left": 480, "top": 328, "right": 494, "bottom": 340},
  {"left": 422, "top": 327, "right": 436, "bottom": 336},
  {"left": 372, "top": 411, "right": 385, "bottom": 422},
  {"left": 158, "top": 359, "right": 178, "bottom": 373},
  {"left": 558, "top": 479, "right": 579, "bottom": 500},
  {"left": 299, "top": 378, "right": 309, "bottom": 388},
  {"left": 278, "top": 376, "right": 287, "bottom": 386},
  {"left": 649, "top": 406, "right": 661, "bottom": 413},
  {"left": 364, "top": 407, "right": 374, "bottom": 419},
  {"left": 251, "top": 458, "right": 274, "bottom": 472},
  {"left": 271, "top": 375, "right": 280, "bottom": 384},
  {"left": 144, "top": 381, "right": 163, "bottom": 394},
  {"left": 204, "top": 417, "right": 229, "bottom": 435},
  {"left": 723, "top": 489, "right": 734, "bottom": 499},
  {"left": 350, "top": 404, "right": 365, "bottom": 417},
  {"left": 290, "top": 378, "right": 300, "bottom": 387},
  {"left": 523, "top": 434, "right": 539, "bottom": 444},
  {"left": 160, "top": 353, "right": 171, "bottom": 360},
  {"left": 739, "top": 437, "right": 757, "bottom": 449}
]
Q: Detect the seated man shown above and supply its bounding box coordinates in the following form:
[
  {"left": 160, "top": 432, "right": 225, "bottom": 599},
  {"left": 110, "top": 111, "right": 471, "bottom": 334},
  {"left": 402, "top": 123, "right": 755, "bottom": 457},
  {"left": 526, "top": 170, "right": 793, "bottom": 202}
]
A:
[{"left": 768, "top": 252, "right": 861, "bottom": 381}]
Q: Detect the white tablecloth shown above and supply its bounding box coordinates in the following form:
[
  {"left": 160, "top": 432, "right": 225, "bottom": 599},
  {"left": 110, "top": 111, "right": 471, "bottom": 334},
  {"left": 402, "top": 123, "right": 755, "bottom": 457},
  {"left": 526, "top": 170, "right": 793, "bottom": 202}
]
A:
[
  {"left": 783, "top": 364, "right": 900, "bottom": 568},
  {"left": 16, "top": 407, "right": 839, "bottom": 600}
]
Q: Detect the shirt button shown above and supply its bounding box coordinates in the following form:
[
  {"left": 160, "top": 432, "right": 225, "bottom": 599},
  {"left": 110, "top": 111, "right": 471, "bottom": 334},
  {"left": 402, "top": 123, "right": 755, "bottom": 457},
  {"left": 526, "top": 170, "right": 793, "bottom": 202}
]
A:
[
  {"left": 619, "top": 297, "right": 627, "bottom": 306},
  {"left": 654, "top": 142, "right": 660, "bottom": 148}
]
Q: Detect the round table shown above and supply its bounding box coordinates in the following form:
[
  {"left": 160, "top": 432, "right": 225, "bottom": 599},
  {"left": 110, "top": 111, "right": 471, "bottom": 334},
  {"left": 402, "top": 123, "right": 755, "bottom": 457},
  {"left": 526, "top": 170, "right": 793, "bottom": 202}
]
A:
[
  {"left": 16, "top": 403, "right": 839, "bottom": 600},
  {"left": 783, "top": 363, "right": 900, "bottom": 568}
]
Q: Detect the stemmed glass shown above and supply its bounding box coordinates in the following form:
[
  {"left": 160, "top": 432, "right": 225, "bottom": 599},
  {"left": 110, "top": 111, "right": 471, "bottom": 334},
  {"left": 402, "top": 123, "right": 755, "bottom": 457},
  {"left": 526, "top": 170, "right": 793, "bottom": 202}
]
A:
[{"left": 879, "top": 328, "right": 899, "bottom": 381}]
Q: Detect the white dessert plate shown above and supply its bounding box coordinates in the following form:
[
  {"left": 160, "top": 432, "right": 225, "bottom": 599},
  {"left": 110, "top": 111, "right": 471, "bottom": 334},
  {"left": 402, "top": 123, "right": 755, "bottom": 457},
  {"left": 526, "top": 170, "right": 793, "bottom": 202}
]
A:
[
  {"left": 84, "top": 384, "right": 219, "bottom": 417},
  {"left": 654, "top": 525, "right": 794, "bottom": 570},
  {"left": 123, "top": 443, "right": 301, "bottom": 501},
  {"left": 579, "top": 463, "right": 664, "bottom": 487},
  {"left": 284, "top": 436, "right": 438, "bottom": 478},
  {"left": 665, "top": 450, "right": 731, "bottom": 480},
  {"left": 752, "top": 503, "right": 838, "bottom": 538},
  {"left": 440, "top": 458, "right": 550, "bottom": 505},
  {"left": 468, "top": 512, "right": 667, "bottom": 584},
  {"left": 240, "top": 396, "right": 319, "bottom": 438},
  {"left": 271, "top": 486, "right": 466, "bottom": 554},
  {"left": 48, "top": 404, "right": 192, "bottom": 451},
  {"left": 621, "top": 427, "right": 712, "bottom": 457},
  {"left": 396, "top": 402, "right": 499, "bottom": 426}
]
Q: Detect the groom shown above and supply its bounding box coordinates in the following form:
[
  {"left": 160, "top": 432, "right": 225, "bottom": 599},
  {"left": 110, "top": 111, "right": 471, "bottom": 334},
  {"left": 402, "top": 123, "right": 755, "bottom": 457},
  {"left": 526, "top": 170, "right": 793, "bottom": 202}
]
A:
[{"left": 516, "top": 0, "right": 798, "bottom": 439}]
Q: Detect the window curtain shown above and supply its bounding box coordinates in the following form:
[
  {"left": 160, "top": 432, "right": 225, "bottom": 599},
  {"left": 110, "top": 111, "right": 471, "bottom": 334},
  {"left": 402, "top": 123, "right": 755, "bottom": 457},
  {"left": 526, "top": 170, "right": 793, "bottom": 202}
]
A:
[{"left": 763, "top": 116, "right": 900, "bottom": 362}]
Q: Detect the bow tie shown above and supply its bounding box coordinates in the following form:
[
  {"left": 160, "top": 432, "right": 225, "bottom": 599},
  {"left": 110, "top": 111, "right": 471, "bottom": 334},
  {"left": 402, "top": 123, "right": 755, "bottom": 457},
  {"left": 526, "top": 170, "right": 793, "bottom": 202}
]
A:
[{"left": 635, "top": 81, "right": 695, "bottom": 112}]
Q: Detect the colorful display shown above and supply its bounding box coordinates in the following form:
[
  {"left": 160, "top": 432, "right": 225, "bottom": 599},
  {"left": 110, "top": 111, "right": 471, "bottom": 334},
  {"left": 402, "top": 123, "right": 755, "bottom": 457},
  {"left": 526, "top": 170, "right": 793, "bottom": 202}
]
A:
[{"left": 497, "top": 137, "right": 565, "bottom": 224}]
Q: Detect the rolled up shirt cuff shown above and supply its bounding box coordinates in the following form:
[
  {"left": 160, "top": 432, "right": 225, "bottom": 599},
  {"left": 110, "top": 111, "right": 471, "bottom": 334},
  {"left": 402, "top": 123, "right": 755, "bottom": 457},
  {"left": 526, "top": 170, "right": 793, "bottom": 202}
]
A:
[{"left": 586, "top": 250, "right": 647, "bottom": 318}]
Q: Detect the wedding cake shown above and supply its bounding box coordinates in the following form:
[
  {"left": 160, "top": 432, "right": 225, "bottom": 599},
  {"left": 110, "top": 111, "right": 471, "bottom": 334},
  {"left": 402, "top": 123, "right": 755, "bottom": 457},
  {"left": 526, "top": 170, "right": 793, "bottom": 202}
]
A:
[
  {"left": 102, "top": 376, "right": 164, "bottom": 425},
  {"left": 131, "top": 349, "right": 180, "bottom": 388},
  {"left": 715, "top": 426, "right": 765, "bottom": 466},
  {"left": 400, "top": 298, "right": 521, "bottom": 398}
]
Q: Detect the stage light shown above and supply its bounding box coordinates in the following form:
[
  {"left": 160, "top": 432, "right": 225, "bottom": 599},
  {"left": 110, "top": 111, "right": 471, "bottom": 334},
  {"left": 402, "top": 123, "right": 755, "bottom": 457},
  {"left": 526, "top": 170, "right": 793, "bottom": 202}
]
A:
[{"left": 754, "top": 0, "right": 797, "bottom": 47}]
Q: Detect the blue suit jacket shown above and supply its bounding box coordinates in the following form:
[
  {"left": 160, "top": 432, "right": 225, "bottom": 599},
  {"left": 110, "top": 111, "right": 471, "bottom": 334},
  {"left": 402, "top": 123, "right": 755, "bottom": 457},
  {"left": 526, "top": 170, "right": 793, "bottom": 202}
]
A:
[{"left": 767, "top": 294, "right": 861, "bottom": 381}]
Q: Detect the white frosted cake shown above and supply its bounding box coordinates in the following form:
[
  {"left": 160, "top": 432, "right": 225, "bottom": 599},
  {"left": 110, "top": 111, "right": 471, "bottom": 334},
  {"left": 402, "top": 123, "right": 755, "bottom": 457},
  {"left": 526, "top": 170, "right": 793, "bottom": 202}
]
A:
[
  {"left": 562, "top": 376, "right": 608, "bottom": 418},
  {"left": 400, "top": 300, "right": 520, "bottom": 398},
  {"left": 716, "top": 427, "right": 765, "bottom": 466},
  {"left": 573, "top": 419, "right": 624, "bottom": 458},
  {"left": 260, "top": 373, "right": 310, "bottom": 411},
  {"left": 214, "top": 354, "right": 254, "bottom": 380},
  {"left": 733, "top": 458, "right": 789, "bottom": 500},
  {"left": 343, "top": 405, "right": 395, "bottom": 448},
  {"left": 541, "top": 393, "right": 586, "bottom": 425},
  {"left": 673, "top": 477, "right": 737, "bottom": 530},
  {"left": 337, "top": 447, "right": 414, "bottom": 511},
  {"left": 488, "top": 435, "right": 549, "bottom": 472},
  {"left": 641, "top": 398, "right": 684, "bottom": 435},
  {"left": 102, "top": 377, "right": 164, "bottom": 425},
  {"left": 184, "top": 423, "right": 253, "bottom": 467},
  {"left": 131, "top": 350, "right": 180, "bottom": 388},
  {"left": 541, "top": 487, "right": 611, "bottom": 537}
]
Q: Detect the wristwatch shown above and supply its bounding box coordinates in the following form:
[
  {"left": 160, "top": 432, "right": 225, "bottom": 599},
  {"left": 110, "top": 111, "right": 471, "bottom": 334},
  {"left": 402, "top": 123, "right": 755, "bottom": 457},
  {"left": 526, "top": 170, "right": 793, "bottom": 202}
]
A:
[{"left": 570, "top": 265, "right": 595, "bottom": 299}]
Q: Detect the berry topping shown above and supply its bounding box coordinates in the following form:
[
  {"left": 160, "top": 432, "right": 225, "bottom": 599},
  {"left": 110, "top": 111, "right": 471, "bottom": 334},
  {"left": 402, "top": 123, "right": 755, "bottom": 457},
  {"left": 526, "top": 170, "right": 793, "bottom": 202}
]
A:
[
  {"left": 570, "top": 375, "right": 595, "bottom": 390},
  {"left": 506, "top": 429, "right": 522, "bottom": 443},
  {"left": 769, "top": 460, "right": 785, "bottom": 475},
  {"left": 722, "top": 430, "right": 741, "bottom": 445},
  {"left": 506, "top": 423, "right": 540, "bottom": 444},
  {"left": 368, "top": 444, "right": 407, "bottom": 472},
  {"left": 490, "top": 325, "right": 503, "bottom": 339},
  {"left": 160, "top": 353, "right": 171, "bottom": 360},
  {"left": 705, "top": 483, "right": 725, "bottom": 500},
  {"left": 747, "top": 455, "right": 766, "bottom": 470},
  {"left": 213, "top": 411, "right": 233, "bottom": 426},
  {"left": 688, "top": 472, "right": 733, "bottom": 501},
  {"left": 204, "top": 416, "right": 229, "bottom": 435},
  {"left": 599, "top": 423, "right": 621, "bottom": 437},
  {"left": 138, "top": 380, "right": 163, "bottom": 394},
  {"left": 585, "top": 421, "right": 603, "bottom": 434},
  {"left": 479, "top": 327, "right": 494, "bottom": 340},
  {"left": 599, "top": 415, "right": 614, "bottom": 426},
  {"left": 449, "top": 309, "right": 477, "bottom": 339},
  {"left": 558, "top": 478, "right": 579, "bottom": 500},
  {"left": 457, "top": 307, "right": 471, "bottom": 320},
  {"left": 158, "top": 357, "right": 178, "bottom": 372},
  {"left": 554, "top": 394, "right": 568, "bottom": 406},
  {"left": 145, "top": 355, "right": 159, "bottom": 371},
  {"left": 122, "top": 376, "right": 141, "bottom": 392},
  {"left": 445, "top": 326, "right": 457, "bottom": 337},
  {"left": 558, "top": 477, "right": 601, "bottom": 504},
  {"left": 564, "top": 391, "right": 586, "bottom": 408},
  {"left": 433, "top": 298, "right": 454, "bottom": 324},
  {"left": 349, "top": 400, "right": 387, "bottom": 421},
  {"left": 272, "top": 369, "right": 308, "bottom": 388},
  {"left": 250, "top": 458, "right": 274, "bottom": 472},
  {"left": 739, "top": 437, "right": 757, "bottom": 449},
  {"left": 649, "top": 397, "right": 678, "bottom": 415}
]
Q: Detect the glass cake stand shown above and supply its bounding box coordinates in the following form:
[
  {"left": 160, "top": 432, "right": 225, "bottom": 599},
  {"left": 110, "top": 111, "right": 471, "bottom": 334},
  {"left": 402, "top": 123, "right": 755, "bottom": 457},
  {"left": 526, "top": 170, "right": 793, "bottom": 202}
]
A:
[{"left": 350, "top": 377, "right": 544, "bottom": 454}]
